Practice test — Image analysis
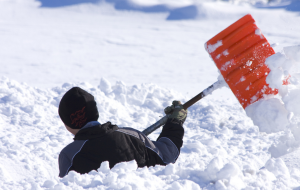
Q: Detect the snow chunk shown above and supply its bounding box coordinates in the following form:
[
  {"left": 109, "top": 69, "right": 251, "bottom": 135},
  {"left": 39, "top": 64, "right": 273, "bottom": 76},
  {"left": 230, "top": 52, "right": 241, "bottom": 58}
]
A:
[
  {"left": 184, "top": 141, "right": 207, "bottom": 154},
  {"left": 98, "top": 77, "right": 112, "bottom": 95},
  {"left": 205, "top": 40, "right": 223, "bottom": 53},
  {"left": 111, "top": 160, "right": 138, "bottom": 172},
  {"left": 221, "top": 60, "right": 233, "bottom": 71},
  {"left": 265, "top": 52, "right": 292, "bottom": 96},
  {"left": 42, "top": 180, "right": 55, "bottom": 188},
  {"left": 205, "top": 157, "right": 224, "bottom": 181},
  {"left": 265, "top": 158, "right": 290, "bottom": 178},
  {"left": 255, "top": 29, "right": 264, "bottom": 39},
  {"left": 248, "top": 45, "right": 300, "bottom": 135},
  {"left": 239, "top": 76, "right": 246, "bottom": 82},
  {"left": 223, "top": 50, "right": 229, "bottom": 56},
  {"left": 246, "top": 60, "right": 252, "bottom": 67},
  {"left": 164, "top": 164, "right": 176, "bottom": 175},
  {"left": 168, "top": 180, "right": 201, "bottom": 190},
  {"left": 283, "top": 88, "right": 300, "bottom": 115},
  {"left": 215, "top": 180, "right": 227, "bottom": 190},
  {"left": 99, "top": 161, "right": 110, "bottom": 173},
  {"left": 217, "top": 162, "right": 240, "bottom": 180},
  {"left": 245, "top": 98, "right": 289, "bottom": 134},
  {"left": 113, "top": 81, "right": 127, "bottom": 105},
  {"left": 284, "top": 45, "right": 300, "bottom": 62}
]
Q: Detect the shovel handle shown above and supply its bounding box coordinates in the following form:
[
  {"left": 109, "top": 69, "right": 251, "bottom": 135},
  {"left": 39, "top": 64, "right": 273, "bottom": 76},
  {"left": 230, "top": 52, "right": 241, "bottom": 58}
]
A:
[
  {"left": 182, "top": 84, "right": 212, "bottom": 110},
  {"left": 142, "top": 81, "right": 224, "bottom": 136}
]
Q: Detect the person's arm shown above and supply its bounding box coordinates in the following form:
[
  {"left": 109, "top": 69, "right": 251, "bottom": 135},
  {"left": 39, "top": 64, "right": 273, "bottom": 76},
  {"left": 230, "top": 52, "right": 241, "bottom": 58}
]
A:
[
  {"left": 154, "top": 101, "right": 187, "bottom": 163},
  {"left": 156, "top": 118, "right": 184, "bottom": 151},
  {"left": 58, "top": 140, "right": 88, "bottom": 178}
]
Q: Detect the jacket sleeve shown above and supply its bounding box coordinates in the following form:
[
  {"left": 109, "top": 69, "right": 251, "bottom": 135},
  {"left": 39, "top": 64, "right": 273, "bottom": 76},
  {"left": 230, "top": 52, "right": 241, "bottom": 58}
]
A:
[
  {"left": 156, "top": 118, "right": 184, "bottom": 153},
  {"left": 58, "top": 140, "right": 88, "bottom": 178},
  {"left": 58, "top": 152, "right": 70, "bottom": 178}
]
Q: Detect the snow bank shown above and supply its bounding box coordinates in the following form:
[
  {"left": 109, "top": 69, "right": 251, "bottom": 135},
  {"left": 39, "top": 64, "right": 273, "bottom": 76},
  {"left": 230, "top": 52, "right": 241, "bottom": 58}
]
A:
[{"left": 1, "top": 76, "right": 299, "bottom": 189}]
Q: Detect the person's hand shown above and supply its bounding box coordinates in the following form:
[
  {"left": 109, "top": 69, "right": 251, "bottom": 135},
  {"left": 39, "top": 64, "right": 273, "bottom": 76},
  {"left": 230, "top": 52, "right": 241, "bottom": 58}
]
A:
[{"left": 164, "top": 100, "right": 187, "bottom": 124}]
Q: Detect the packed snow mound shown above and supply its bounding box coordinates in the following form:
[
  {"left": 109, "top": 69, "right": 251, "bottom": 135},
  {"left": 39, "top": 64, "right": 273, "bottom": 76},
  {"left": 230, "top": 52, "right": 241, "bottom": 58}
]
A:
[{"left": 1, "top": 77, "right": 300, "bottom": 189}]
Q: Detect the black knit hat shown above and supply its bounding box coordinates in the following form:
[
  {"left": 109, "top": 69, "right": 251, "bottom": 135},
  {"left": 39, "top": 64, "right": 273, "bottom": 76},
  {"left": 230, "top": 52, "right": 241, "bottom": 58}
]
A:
[{"left": 58, "top": 87, "right": 99, "bottom": 129}]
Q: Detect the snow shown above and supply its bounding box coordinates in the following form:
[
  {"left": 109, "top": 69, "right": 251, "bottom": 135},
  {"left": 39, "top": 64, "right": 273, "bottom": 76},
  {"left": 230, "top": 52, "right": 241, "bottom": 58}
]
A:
[
  {"left": 1, "top": 0, "right": 300, "bottom": 189},
  {"left": 221, "top": 61, "right": 233, "bottom": 71},
  {"left": 223, "top": 50, "right": 229, "bottom": 56},
  {"left": 255, "top": 28, "right": 264, "bottom": 39},
  {"left": 245, "top": 98, "right": 289, "bottom": 133},
  {"left": 245, "top": 45, "right": 300, "bottom": 160},
  {"left": 246, "top": 60, "right": 253, "bottom": 67},
  {"left": 205, "top": 40, "right": 223, "bottom": 54}
]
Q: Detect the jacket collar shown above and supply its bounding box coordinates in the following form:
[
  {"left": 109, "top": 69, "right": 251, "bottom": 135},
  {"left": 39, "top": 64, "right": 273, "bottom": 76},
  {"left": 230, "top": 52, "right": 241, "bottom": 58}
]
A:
[
  {"left": 80, "top": 121, "right": 101, "bottom": 130},
  {"left": 74, "top": 121, "right": 118, "bottom": 140}
]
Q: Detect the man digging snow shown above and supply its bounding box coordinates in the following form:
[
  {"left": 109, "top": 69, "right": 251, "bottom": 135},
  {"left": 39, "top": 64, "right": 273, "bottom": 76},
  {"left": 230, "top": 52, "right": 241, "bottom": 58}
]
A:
[{"left": 58, "top": 87, "right": 187, "bottom": 177}]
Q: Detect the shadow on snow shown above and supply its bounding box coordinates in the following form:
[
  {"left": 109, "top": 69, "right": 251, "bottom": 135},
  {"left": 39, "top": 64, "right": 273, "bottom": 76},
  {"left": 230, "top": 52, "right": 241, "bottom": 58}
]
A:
[
  {"left": 37, "top": 0, "right": 198, "bottom": 20},
  {"left": 37, "top": 0, "right": 300, "bottom": 17},
  {"left": 37, "top": 0, "right": 100, "bottom": 7},
  {"left": 255, "top": 0, "right": 300, "bottom": 13}
]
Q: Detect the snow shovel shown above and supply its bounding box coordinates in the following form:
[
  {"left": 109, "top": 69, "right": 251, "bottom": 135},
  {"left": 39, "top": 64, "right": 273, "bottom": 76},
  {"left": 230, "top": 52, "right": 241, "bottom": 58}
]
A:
[{"left": 143, "top": 14, "right": 276, "bottom": 136}]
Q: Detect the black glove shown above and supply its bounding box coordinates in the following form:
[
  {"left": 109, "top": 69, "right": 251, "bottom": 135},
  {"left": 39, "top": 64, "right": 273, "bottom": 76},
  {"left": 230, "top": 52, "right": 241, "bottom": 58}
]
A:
[{"left": 164, "top": 100, "right": 187, "bottom": 124}]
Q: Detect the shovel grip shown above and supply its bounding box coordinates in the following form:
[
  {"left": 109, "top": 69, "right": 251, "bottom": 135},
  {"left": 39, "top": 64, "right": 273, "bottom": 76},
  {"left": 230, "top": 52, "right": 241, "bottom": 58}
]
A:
[{"left": 142, "top": 82, "right": 220, "bottom": 136}]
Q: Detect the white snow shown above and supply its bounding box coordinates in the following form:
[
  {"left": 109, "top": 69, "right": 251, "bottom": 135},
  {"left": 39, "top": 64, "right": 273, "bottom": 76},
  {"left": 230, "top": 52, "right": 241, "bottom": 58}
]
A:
[
  {"left": 223, "top": 50, "right": 229, "bottom": 56},
  {"left": 244, "top": 44, "right": 300, "bottom": 169},
  {"left": 246, "top": 60, "right": 253, "bottom": 67},
  {"left": 1, "top": 0, "right": 300, "bottom": 189},
  {"left": 205, "top": 40, "right": 223, "bottom": 54},
  {"left": 221, "top": 60, "right": 233, "bottom": 71},
  {"left": 245, "top": 98, "right": 289, "bottom": 133},
  {"left": 255, "top": 28, "right": 264, "bottom": 39}
]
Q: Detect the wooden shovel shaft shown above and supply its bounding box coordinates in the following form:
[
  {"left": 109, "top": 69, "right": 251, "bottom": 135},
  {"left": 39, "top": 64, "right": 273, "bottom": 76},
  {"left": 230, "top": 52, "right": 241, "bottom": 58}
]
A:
[{"left": 142, "top": 80, "right": 225, "bottom": 136}]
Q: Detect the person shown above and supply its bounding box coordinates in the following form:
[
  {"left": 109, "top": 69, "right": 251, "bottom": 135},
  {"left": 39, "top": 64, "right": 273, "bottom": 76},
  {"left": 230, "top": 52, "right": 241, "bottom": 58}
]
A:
[{"left": 58, "top": 87, "right": 187, "bottom": 178}]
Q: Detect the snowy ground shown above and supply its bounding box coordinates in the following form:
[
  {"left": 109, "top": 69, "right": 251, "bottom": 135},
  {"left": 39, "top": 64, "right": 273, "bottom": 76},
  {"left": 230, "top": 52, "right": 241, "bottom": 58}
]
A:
[{"left": 0, "top": 0, "right": 300, "bottom": 189}]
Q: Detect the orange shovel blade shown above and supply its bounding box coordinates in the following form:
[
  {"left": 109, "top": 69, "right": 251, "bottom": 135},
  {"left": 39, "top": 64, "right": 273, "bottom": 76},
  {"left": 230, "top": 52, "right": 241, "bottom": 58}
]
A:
[{"left": 205, "top": 14, "right": 276, "bottom": 109}]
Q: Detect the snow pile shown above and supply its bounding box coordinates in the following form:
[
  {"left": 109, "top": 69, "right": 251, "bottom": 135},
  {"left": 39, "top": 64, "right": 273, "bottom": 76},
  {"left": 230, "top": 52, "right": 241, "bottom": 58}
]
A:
[
  {"left": 1, "top": 76, "right": 300, "bottom": 189},
  {"left": 1, "top": 0, "right": 300, "bottom": 189},
  {"left": 245, "top": 45, "right": 300, "bottom": 158}
]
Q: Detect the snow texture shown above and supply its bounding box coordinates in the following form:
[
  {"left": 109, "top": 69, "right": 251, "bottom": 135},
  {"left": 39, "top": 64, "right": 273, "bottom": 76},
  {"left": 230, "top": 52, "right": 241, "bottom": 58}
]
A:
[
  {"left": 1, "top": 0, "right": 300, "bottom": 189},
  {"left": 246, "top": 45, "right": 300, "bottom": 162}
]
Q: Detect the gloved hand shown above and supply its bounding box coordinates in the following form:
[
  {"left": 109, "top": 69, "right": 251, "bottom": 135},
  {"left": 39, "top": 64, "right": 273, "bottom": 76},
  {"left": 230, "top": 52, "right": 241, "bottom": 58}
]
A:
[{"left": 164, "top": 100, "right": 187, "bottom": 124}]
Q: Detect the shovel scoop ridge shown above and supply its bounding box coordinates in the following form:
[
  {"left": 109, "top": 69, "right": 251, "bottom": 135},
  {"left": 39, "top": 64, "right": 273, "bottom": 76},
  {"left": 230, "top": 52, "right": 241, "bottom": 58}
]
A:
[{"left": 205, "top": 14, "right": 277, "bottom": 109}]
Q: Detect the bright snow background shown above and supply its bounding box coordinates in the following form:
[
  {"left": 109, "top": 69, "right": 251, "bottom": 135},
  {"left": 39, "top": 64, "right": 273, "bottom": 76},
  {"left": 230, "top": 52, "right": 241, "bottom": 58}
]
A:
[{"left": 1, "top": 0, "right": 300, "bottom": 189}]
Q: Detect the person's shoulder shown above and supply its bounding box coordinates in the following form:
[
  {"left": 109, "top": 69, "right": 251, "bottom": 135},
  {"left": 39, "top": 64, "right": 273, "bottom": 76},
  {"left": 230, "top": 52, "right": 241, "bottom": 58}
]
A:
[
  {"left": 116, "top": 127, "right": 140, "bottom": 131},
  {"left": 115, "top": 127, "right": 150, "bottom": 143},
  {"left": 116, "top": 127, "right": 144, "bottom": 136},
  {"left": 59, "top": 139, "right": 89, "bottom": 158},
  {"left": 60, "top": 141, "right": 74, "bottom": 152},
  {"left": 59, "top": 141, "right": 75, "bottom": 158}
]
